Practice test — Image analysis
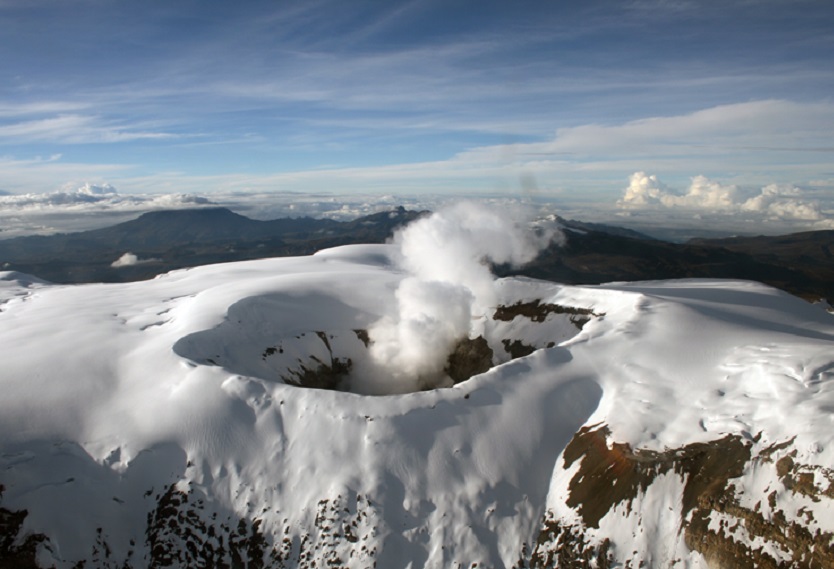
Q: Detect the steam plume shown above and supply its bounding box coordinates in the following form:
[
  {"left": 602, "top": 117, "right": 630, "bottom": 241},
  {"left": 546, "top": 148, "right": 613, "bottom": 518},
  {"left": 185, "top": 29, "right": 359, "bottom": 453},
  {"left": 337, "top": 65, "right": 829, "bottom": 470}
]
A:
[{"left": 356, "top": 202, "right": 560, "bottom": 394}]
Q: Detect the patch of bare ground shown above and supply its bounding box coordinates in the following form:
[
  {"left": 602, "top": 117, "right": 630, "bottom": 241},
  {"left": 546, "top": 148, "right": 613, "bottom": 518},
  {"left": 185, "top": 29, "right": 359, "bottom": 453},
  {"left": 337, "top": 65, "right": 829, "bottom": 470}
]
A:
[
  {"left": 560, "top": 424, "right": 752, "bottom": 529},
  {"left": 0, "top": 485, "right": 48, "bottom": 569},
  {"left": 493, "top": 300, "right": 601, "bottom": 330},
  {"left": 277, "top": 331, "right": 353, "bottom": 390},
  {"left": 283, "top": 357, "right": 352, "bottom": 390},
  {"left": 445, "top": 336, "right": 494, "bottom": 384},
  {"left": 524, "top": 519, "right": 612, "bottom": 568},
  {"left": 775, "top": 453, "right": 834, "bottom": 501},
  {"left": 144, "top": 482, "right": 261, "bottom": 568},
  {"left": 352, "top": 329, "right": 370, "bottom": 348},
  {"left": 501, "top": 339, "right": 538, "bottom": 359},
  {"left": 687, "top": 441, "right": 834, "bottom": 569},
  {"left": 1, "top": 474, "right": 384, "bottom": 569},
  {"left": 145, "top": 482, "right": 380, "bottom": 569}
]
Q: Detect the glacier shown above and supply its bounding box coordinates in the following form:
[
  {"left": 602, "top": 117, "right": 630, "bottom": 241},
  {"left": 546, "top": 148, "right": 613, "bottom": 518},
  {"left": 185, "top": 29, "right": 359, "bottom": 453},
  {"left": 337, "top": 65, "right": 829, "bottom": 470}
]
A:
[{"left": 1, "top": 242, "right": 833, "bottom": 568}]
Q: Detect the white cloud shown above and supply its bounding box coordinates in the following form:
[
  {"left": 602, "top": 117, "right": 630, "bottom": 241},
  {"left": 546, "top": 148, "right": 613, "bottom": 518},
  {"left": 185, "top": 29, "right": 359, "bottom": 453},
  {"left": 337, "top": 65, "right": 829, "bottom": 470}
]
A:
[
  {"left": 0, "top": 96, "right": 831, "bottom": 237},
  {"left": 662, "top": 175, "right": 739, "bottom": 209},
  {"left": 0, "top": 155, "right": 132, "bottom": 195},
  {"left": 111, "top": 252, "right": 159, "bottom": 268},
  {"left": 0, "top": 101, "right": 90, "bottom": 118},
  {"left": 619, "top": 173, "right": 741, "bottom": 210},
  {"left": 740, "top": 184, "right": 823, "bottom": 221},
  {"left": 0, "top": 183, "right": 211, "bottom": 211},
  {"left": 618, "top": 172, "right": 670, "bottom": 207},
  {"left": 0, "top": 183, "right": 217, "bottom": 238},
  {"left": 0, "top": 114, "right": 177, "bottom": 144},
  {"left": 617, "top": 171, "right": 828, "bottom": 223},
  {"left": 1, "top": 99, "right": 832, "bottom": 204},
  {"left": 359, "top": 202, "right": 560, "bottom": 394},
  {"left": 536, "top": 99, "right": 834, "bottom": 158},
  {"left": 72, "top": 182, "right": 118, "bottom": 196}
]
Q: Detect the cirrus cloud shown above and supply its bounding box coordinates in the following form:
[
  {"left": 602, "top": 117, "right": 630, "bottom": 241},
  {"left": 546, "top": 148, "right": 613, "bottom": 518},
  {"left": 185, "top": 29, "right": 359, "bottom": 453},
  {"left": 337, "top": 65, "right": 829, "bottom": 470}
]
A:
[{"left": 0, "top": 114, "right": 177, "bottom": 144}]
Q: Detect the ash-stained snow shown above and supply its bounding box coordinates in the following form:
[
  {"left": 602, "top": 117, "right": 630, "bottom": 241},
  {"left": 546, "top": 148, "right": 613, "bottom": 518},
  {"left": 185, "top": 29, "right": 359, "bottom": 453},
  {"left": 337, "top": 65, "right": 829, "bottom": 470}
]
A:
[{"left": 1, "top": 241, "right": 833, "bottom": 567}]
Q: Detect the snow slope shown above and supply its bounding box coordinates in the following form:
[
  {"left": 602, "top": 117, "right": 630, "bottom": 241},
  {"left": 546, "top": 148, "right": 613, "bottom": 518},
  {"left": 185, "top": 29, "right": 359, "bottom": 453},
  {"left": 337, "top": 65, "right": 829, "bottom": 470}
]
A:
[{"left": 1, "top": 243, "right": 833, "bottom": 568}]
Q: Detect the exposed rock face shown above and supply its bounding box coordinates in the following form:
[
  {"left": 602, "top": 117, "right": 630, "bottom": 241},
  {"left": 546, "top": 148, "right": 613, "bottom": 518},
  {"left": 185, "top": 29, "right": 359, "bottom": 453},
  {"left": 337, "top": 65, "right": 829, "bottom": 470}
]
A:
[
  {"left": 527, "top": 519, "right": 613, "bottom": 568},
  {"left": 247, "top": 299, "right": 600, "bottom": 394},
  {"left": 281, "top": 332, "right": 353, "bottom": 390},
  {"left": 282, "top": 359, "right": 352, "bottom": 390},
  {"left": 6, "top": 426, "right": 831, "bottom": 569},
  {"left": 144, "top": 483, "right": 267, "bottom": 568},
  {"left": 1, "top": 481, "right": 381, "bottom": 569},
  {"left": 529, "top": 425, "right": 834, "bottom": 569},
  {"left": 0, "top": 485, "right": 47, "bottom": 569},
  {"left": 561, "top": 425, "right": 752, "bottom": 529},
  {"left": 11, "top": 284, "right": 829, "bottom": 567},
  {"left": 142, "top": 484, "right": 380, "bottom": 569},
  {"left": 493, "top": 300, "right": 600, "bottom": 329},
  {"left": 444, "top": 336, "right": 494, "bottom": 384},
  {"left": 501, "top": 339, "right": 539, "bottom": 359}
]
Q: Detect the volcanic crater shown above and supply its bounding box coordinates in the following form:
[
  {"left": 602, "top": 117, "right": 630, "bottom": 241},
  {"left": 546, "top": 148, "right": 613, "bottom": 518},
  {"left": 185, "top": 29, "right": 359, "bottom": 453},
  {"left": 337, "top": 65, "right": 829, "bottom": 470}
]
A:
[{"left": 173, "top": 291, "right": 601, "bottom": 395}]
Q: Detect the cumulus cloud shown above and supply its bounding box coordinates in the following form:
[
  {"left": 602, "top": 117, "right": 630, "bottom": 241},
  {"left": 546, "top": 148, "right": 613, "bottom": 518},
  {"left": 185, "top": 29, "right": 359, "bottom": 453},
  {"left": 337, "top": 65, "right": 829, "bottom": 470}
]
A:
[
  {"left": 618, "top": 172, "right": 669, "bottom": 207},
  {"left": 111, "top": 252, "right": 159, "bottom": 268},
  {"left": 739, "top": 184, "right": 823, "bottom": 221},
  {"left": 73, "top": 182, "right": 118, "bottom": 196},
  {"left": 665, "top": 176, "right": 739, "bottom": 210},
  {"left": 617, "top": 172, "right": 827, "bottom": 223},
  {"left": 620, "top": 173, "right": 739, "bottom": 210},
  {"left": 353, "top": 202, "right": 561, "bottom": 395}
]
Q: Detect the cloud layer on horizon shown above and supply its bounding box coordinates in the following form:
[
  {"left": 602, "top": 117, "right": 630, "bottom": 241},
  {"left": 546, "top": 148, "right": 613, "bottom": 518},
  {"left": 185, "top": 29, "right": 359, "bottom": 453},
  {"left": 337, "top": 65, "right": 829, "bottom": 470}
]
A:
[
  {"left": 0, "top": 98, "right": 832, "bottom": 212},
  {"left": 0, "top": 183, "right": 212, "bottom": 211},
  {"left": 0, "top": 184, "right": 217, "bottom": 238},
  {"left": 618, "top": 172, "right": 834, "bottom": 228},
  {"left": 1, "top": 177, "right": 832, "bottom": 244}
]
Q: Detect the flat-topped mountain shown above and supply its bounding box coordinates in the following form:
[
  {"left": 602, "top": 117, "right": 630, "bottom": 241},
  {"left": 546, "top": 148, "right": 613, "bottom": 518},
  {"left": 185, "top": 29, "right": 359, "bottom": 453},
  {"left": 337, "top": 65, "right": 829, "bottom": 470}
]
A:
[{"left": 0, "top": 207, "right": 423, "bottom": 283}]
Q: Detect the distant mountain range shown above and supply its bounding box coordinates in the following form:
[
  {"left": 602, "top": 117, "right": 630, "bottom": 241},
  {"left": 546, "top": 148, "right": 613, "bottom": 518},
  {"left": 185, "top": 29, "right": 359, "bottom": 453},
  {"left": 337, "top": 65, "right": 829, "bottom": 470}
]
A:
[
  {"left": 1, "top": 207, "right": 832, "bottom": 302},
  {"left": 0, "top": 207, "right": 424, "bottom": 284},
  {"left": 509, "top": 225, "right": 834, "bottom": 303}
]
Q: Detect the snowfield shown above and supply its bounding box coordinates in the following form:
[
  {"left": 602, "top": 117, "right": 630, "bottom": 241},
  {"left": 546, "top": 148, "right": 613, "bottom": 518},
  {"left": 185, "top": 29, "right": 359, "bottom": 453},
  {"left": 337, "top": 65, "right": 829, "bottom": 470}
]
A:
[{"left": 1, "top": 241, "right": 833, "bottom": 568}]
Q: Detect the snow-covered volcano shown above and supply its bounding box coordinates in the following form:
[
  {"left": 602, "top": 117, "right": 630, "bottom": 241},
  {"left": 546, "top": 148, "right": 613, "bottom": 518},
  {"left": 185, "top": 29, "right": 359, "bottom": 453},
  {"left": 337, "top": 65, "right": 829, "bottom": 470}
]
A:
[{"left": 1, "top": 219, "right": 833, "bottom": 567}]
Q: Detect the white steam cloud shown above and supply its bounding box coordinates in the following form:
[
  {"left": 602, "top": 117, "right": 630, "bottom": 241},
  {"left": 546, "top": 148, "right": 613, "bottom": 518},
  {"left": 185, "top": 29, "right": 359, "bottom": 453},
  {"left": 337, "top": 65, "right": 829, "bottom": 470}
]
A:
[
  {"left": 618, "top": 172, "right": 829, "bottom": 222},
  {"left": 354, "top": 202, "right": 561, "bottom": 395},
  {"left": 111, "top": 252, "right": 159, "bottom": 268}
]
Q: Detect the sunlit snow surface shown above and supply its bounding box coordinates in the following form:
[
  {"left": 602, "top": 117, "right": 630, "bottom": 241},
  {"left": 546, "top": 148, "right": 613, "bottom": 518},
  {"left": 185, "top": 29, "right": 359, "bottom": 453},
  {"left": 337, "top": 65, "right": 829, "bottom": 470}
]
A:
[{"left": 1, "top": 244, "right": 833, "bottom": 567}]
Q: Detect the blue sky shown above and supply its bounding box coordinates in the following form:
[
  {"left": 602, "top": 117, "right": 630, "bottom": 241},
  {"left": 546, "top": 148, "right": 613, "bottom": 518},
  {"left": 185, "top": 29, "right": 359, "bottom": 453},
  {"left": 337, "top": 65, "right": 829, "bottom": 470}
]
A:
[{"left": 1, "top": 0, "right": 834, "bottom": 228}]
